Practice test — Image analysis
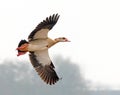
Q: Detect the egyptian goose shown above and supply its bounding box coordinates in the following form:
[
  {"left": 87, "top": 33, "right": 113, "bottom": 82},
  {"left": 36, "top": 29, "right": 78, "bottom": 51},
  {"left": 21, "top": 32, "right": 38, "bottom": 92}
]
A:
[{"left": 16, "top": 14, "right": 70, "bottom": 85}]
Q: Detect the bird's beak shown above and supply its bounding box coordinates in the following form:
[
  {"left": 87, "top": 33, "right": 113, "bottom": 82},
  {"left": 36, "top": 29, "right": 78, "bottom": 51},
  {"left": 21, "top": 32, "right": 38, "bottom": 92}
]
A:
[{"left": 66, "top": 39, "right": 71, "bottom": 42}]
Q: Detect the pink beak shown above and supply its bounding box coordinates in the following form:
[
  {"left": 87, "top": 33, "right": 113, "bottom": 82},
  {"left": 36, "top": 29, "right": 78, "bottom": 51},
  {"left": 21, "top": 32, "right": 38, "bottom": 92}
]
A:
[{"left": 66, "top": 39, "right": 71, "bottom": 42}]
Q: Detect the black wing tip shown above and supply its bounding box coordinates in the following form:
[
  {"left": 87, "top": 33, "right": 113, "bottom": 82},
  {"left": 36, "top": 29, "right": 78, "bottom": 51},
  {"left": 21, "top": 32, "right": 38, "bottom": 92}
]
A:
[
  {"left": 44, "top": 13, "right": 60, "bottom": 28},
  {"left": 41, "top": 66, "right": 59, "bottom": 85},
  {"left": 28, "top": 13, "right": 60, "bottom": 41},
  {"left": 48, "top": 13, "right": 60, "bottom": 18},
  {"left": 35, "top": 65, "right": 59, "bottom": 85},
  {"left": 51, "top": 13, "right": 60, "bottom": 19},
  {"left": 51, "top": 13, "right": 60, "bottom": 21},
  {"left": 46, "top": 75, "right": 59, "bottom": 85}
]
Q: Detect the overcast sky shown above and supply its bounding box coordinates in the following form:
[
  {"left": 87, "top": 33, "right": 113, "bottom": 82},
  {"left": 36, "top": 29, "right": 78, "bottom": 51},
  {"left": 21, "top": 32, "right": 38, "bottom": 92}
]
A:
[
  {"left": 0, "top": 56, "right": 119, "bottom": 95},
  {"left": 0, "top": 56, "right": 90, "bottom": 95},
  {"left": 0, "top": 0, "right": 120, "bottom": 89}
]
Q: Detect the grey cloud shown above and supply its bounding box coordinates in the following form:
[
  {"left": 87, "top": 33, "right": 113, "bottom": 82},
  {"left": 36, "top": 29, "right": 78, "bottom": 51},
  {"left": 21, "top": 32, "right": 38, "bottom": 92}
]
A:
[{"left": 0, "top": 56, "right": 120, "bottom": 95}]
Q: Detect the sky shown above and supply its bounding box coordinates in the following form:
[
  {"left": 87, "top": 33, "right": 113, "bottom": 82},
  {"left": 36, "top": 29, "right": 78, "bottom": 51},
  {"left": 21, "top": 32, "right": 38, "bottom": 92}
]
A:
[{"left": 0, "top": 0, "right": 120, "bottom": 89}]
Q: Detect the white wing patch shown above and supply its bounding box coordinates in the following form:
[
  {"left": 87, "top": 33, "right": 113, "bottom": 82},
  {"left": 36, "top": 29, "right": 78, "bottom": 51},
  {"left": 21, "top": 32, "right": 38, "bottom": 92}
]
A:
[
  {"left": 33, "top": 29, "right": 49, "bottom": 40},
  {"left": 34, "top": 49, "right": 51, "bottom": 66}
]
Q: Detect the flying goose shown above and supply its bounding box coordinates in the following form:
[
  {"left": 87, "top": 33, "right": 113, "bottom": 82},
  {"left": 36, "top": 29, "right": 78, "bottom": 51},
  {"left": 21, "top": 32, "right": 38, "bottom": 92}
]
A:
[{"left": 16, "top": 14, "right": 70, "bottom": 85}]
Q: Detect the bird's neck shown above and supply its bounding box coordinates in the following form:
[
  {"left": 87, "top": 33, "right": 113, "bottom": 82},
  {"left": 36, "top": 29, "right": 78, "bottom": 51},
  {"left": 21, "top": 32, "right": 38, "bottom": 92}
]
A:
[
  {"left": 47, "top": 39, "right": 60, "bottom": 48},
  {"left": 54, "top": 40, "right": 59, "bottom": 43}
]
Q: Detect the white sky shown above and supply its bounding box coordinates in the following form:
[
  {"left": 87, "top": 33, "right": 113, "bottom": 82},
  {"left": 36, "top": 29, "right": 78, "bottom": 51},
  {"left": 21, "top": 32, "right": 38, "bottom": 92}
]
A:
[{"left": 0, "top": 0, "right": 120, "bottom": 89}]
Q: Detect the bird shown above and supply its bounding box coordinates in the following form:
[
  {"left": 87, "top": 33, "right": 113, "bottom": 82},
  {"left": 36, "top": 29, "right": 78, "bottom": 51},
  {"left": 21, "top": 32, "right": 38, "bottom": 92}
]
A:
[{"left": 16, "top": 14, "right": 70, "bottom": 85}]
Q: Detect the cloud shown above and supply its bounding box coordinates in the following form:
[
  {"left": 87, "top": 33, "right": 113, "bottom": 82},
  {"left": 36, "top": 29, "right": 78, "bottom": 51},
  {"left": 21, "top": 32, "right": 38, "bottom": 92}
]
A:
[
  {"left": 0, "top": 56, "right": 120, "bottom": 95},
  {"left": 0, "top": 56, "right": 89, "bottom": 95}
]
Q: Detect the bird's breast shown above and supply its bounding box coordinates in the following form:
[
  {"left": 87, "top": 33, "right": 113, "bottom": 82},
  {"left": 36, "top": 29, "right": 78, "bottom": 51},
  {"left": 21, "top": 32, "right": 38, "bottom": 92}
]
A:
[{"left": 28, "top": 40, "right": 48, "bottom": 51}]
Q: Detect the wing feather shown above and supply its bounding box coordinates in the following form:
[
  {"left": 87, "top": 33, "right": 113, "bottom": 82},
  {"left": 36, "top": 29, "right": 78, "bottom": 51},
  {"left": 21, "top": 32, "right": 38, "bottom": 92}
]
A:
[
  {"left": 29, "top": 52, "right": 59, "bottom": 85},
  {"left": 28, "top": 14, "right": 60, "bottom": 41}
]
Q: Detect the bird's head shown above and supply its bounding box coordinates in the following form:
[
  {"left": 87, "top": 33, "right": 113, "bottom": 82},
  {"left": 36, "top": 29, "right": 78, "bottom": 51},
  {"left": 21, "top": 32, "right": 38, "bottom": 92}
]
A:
[
  {"left": 55, "top": 37, "right": 70, "bottom": 42},
  {"left": 16, "top": 40, "right": 29, "bottom": 56}
]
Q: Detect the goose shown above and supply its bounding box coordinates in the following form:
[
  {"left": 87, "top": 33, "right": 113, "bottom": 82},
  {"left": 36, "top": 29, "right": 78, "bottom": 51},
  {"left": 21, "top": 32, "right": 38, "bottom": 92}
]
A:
[{"left": 16, "top": 14, "right": 70, "bottom": 85}]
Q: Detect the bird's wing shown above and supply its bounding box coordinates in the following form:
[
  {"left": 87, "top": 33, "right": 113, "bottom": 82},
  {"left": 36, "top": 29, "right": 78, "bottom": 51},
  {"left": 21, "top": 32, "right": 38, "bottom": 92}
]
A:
[
  {"left": 28, "top": 14, "right": 60, "bottom": 41},
  {"left": 29, "top": 50, "right": 59, "bottom": 85}
]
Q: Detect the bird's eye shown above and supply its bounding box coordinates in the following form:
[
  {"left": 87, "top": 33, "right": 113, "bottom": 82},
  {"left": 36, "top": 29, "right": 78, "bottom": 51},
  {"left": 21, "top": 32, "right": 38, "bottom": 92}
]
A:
[{"left": 62, "top": 37, "right": 65, "bottom": 39}]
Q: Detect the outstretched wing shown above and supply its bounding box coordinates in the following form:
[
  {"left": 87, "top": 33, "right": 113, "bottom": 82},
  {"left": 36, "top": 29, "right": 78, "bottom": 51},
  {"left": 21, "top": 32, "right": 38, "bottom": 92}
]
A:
[
  {"left": 29, "top": 51, "right": 59, "bottom": 85},
  {"left": 28, "top": 14, "right": 60, "bottom": 41}
]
